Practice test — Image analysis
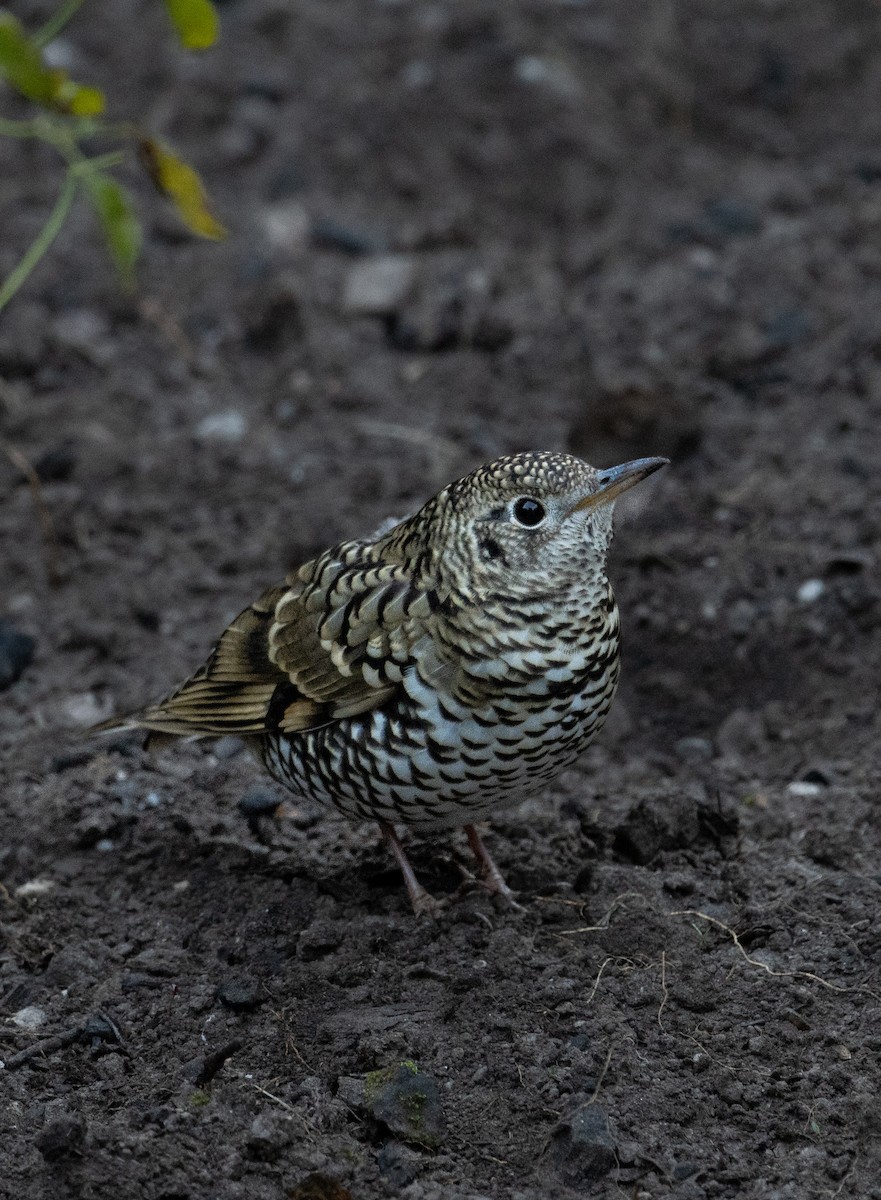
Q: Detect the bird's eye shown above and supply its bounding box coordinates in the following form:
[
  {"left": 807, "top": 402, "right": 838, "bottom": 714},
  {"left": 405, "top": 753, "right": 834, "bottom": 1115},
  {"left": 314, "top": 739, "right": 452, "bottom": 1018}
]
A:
[{"left": 512, "top": 497, "right": 546, "bottom": 527}]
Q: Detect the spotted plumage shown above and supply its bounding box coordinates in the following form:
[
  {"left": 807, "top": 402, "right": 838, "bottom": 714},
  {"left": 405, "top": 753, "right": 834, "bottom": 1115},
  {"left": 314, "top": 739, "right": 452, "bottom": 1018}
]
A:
[{"left": 99, "top": 450, "right": 667, "bottom": 911}]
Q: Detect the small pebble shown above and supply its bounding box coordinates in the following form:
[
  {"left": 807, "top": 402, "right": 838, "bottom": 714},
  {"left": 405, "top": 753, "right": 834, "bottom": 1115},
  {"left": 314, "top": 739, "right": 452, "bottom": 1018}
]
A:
[
  {"left": 786, "top": 781, "right": 823, "bottom": 798},
  {"left": 675, "top": 737, "right": 714, "bottom": 762},
  {"left": 213, "top": 735, "right": 245, "bottom": 760},
  {"left": 797, "top": 579, "right": 825, "bottom": 604},
  {"left": 62, "top": 691, "right": 112, "bottom": 726},
  {"left": 217, "top": 977, "right": 263, "bottom": 1012},
  {"left": 342, "top": 255, "right": 415, "bottom": 316},
  {"left": 514, "top": 55, "right": 582, "bottom": 99},
  {"left": 312, "top": 218, "right": 376, "bottom": 255},
  {"left": 14, "top": 877, "right": 55, "bottom": 898},
  {"left": 195, "top": 411, "right": 247, "bottom": 442},
  {"left": 238, "top": 788, "right": 282, "bottom": 818},
  {"left": 10, "top": 1006, "right": 47, "bottom": 1031}
]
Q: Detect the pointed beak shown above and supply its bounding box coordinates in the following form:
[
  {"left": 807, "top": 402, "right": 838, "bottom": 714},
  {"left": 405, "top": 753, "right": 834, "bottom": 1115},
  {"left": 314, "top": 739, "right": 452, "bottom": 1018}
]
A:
[{"left": 568, "top": 456, "right": 669, "bottom": 516}]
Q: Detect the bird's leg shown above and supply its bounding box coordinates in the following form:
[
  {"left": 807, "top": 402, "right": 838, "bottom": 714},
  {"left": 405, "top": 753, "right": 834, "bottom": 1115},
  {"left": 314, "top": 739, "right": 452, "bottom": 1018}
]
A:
[
  {"left": 464, "top": 824, "right": 522, "bottom": 909},
  {"left": 379, "top": 822, "right": 440, "bottom": 917}
]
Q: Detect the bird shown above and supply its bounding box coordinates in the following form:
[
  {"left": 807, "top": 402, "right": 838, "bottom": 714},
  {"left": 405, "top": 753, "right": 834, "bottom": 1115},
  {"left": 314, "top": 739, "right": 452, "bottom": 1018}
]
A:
[{"left": 97, "top": 450, "right": 667, "bottom": 913}]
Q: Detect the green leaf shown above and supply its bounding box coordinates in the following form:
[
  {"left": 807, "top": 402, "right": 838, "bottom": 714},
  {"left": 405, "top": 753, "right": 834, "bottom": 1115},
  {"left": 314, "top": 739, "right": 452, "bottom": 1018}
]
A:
[
  {"left": 139, "top": 137, "right": 226, "bottom": 240},
  {"left": 0, "top": 11, "right": 56, "bottom": 104},
  {"left": 53, "top": 78, "right": 105, "bottom": 116},
  {"left": 86, "top": 174, "right": 142, "bottom": 285},
  {"left": 163, "top": 0, "right": 219, "bottom": 50},
  {"left": 0, "top": 11, "right": 106, "bottom": 114}
]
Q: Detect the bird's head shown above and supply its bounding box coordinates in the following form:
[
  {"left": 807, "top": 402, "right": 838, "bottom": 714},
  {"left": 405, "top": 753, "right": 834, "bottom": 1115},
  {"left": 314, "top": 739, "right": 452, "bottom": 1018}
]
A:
[{"left": 418, "top": 450, "right": 668, "bottom": 596}]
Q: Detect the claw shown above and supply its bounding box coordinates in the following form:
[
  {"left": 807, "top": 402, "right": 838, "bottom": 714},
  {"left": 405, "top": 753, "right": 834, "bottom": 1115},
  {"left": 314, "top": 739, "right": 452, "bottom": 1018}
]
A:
[
  {"left": 464, "top": 824, "right": 524, "bottom": 910},
  {"left": 379, "top": 821, "right": 441, "bottom": 917}
]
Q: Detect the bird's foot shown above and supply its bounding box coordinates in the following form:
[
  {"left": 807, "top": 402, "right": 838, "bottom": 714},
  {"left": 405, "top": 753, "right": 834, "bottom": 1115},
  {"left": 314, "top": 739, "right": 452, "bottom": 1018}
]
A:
[
  {"left": 379, "top": 821, "right": 442, "bottom": 918},
  {"left": 464, "top": 824, "right": 524, "bottom": 910}
]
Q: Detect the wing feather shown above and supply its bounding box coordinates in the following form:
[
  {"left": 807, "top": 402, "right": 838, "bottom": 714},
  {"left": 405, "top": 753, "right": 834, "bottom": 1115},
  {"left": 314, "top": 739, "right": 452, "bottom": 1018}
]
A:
[{"left": 99, "top": 545, "right": 439, "bottom": 740}]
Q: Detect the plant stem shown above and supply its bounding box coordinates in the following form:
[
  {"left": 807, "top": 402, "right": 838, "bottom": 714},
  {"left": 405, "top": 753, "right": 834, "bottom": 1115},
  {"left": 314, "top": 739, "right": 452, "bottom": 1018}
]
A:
[
  {"left": 0, "top": 169, "right": 79, "bottom": 312},
  {"left": 33, "top": 0, "right": 88, "bottom": 50},
  {"left": 0, "top": 118, "right": 45, "bottom": 139}
]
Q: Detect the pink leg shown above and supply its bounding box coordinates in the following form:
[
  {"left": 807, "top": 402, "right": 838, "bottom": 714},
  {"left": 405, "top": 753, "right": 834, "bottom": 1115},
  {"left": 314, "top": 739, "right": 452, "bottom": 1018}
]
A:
[
  {"left": 465, "top": 824, "right": 522, "bottom": 908},
  {"left": 379, "top": 822, "right": 440, "bottom": 917}
]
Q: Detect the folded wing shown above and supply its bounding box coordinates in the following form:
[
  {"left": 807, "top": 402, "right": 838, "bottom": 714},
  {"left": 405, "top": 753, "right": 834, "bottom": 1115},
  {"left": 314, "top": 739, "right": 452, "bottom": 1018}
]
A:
[{"left": 103, "top": 547, "right": 438, "bottom": 739}]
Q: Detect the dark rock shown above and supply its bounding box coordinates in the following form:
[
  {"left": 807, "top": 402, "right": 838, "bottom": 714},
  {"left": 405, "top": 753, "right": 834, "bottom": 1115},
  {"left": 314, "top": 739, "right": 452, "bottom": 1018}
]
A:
[
  {"left": 243, "top": 285, "right": 304, "bottom": 351},
  {"left": 312, "top": 218, "right": 377, "bottom": 255},
  {"left": 182, "top": 1039, "right": 242, "bottom": 1086},
  {"left": 0, "top": 621, "right": 35, "bottom": 691},
  {"left": 377, "top": 1140, "right": 421, "bottom": 1188},
  {"left": 696, "top": 796, "right": 740, "bottom": 847},
  {"left": 33, "top": 441, "right": 77, "bottom": 483},
  {"left": 34, "top": 1115, "right": 86, "bottom": 1161},
  {"left": 364, "top": 1062, "right": 445, "bottom": 1149},
  {"left": 246, "top": 1109, "right": 291, "bottom": 1161},
  {"left": 704, "top": 198, "right": 761, "bottom": 237},
  {"left": 544, "top": 1102, "right": 617, "bottom": 1186},
  {"left": 613, "top": 793, "right": 701, "bottom": 865},
  {"left": 216, "top": 976, "right": 263, "bottom": 1012},
  {"left": 801, "top": 766, "right": 832, "bottom": 786},
  {"left": 81, "top": 1013, "right": 123, "bottom": 1049},
  {"left": 238, "top": 788, "right": 282, "bottom": 818},
  {"left": 50, "top": 748, "right": 94, "bottom": 772}
]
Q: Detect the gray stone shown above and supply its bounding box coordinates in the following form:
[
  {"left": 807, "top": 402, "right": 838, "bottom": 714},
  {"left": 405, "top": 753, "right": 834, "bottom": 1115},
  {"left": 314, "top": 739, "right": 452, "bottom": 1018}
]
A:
[
  {"left": 364, "top": 1062, "right": 445, "bottom": 1148},
  {"left": 217, "top": 976, "right": 263, "bottom": 1012},
  {"left": 544, "top": 1102, "right": 617, "bottom": 1186},
  {"left": 342, "top": 255, "right": 415, "bottom": 315},
  {"left": 195, "top": 411, "right": 247, "bottom": 441},
  {"left": 675, "top": 736, "right": 714, "bottom": 762}
]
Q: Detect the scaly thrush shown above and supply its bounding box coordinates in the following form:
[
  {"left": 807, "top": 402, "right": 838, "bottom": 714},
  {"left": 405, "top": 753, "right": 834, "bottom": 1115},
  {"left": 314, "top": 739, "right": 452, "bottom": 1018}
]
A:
[{"left": 98, "top": 451, "right": 667, "bottom": 912}]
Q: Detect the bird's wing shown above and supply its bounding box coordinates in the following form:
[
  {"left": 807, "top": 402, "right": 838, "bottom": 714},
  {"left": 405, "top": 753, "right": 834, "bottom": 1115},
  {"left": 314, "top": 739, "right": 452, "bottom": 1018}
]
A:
[{"left": 104, "top": 548, "right": 439, "bottom": 738}]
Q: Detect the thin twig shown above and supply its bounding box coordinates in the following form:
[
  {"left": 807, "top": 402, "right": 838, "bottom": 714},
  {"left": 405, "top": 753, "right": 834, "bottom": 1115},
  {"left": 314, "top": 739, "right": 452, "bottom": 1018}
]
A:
[
  {"left": 657, "top": 949, "right": 668, "bottom": 1028},
  {"left": 250, "top": 1081, "right": 297, "bottom": 1113},
  {"left": 586, "top": 1045, "right": 614, "bottom": 1106},
  {"left": 670, "top": 909, "right": 856, "bottom": 994},
  {"left": 585, "top": 956, "right": 615, "bottom": 1005},
  {"left": 558, "top": 891, "right": 646, "bottom": 935}
]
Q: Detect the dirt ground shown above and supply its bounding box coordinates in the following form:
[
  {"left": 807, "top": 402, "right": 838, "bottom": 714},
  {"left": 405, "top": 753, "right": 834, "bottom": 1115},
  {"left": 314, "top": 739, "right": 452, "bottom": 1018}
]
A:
[{"left": 2, "top": 1, "right": 881, "bottom": 1197}]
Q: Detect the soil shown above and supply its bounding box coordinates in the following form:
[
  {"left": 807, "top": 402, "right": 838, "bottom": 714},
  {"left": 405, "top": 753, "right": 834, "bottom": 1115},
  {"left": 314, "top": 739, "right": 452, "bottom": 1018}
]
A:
[{"left": 2, "top": 2, "right": 881, "bottom": 1197}]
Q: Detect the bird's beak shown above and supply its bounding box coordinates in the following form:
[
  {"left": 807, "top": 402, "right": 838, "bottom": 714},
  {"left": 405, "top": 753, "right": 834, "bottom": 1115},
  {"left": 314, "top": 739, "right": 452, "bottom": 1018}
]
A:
[{"left": 569, "top": 456, "right": 669, "bottom": 516}]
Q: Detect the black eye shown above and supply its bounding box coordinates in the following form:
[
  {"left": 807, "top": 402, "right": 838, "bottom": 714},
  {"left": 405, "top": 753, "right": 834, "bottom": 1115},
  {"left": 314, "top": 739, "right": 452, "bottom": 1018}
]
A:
[{"left": 512, "top": 497, "right": 546, "bottom": 527}]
